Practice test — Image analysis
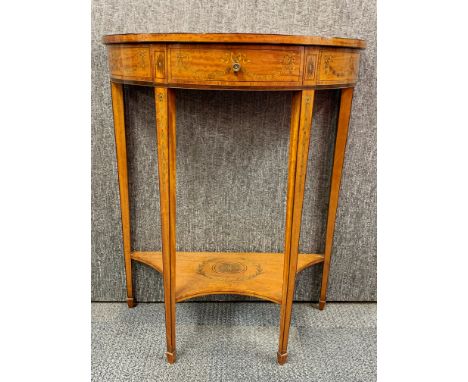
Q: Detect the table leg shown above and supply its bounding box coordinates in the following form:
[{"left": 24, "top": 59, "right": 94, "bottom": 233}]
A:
[
  {"left": 319, "top": 87, "right": 354, "bottom": 310},
  {"left": 278, "top": 89, "right": 315, "bottom": 365},
  {"left": 111, "top": 82, "right": 135, "bottom": 308},
  {"left": 155, "top": 87, "right": 177, "bottom": 364}
]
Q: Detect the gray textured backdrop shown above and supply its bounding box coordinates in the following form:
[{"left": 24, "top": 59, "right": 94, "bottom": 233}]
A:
[{"left": 91, "top": 0, "right": 376, "bottom": 302}]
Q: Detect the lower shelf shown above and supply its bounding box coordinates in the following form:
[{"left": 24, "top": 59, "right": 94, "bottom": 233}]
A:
[{"left": 131, "top": 251, "right": 324, "bottom": 304}]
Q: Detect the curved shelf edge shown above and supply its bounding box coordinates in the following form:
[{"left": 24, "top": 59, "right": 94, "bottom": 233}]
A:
[
  {"left": 177, "top": 291, "right": 281, "bottom": 304},
  {"left": 297, "top": 253, "right": 325, "bottom": 273},
  {"left": 130, "top": 251, "right": 324, "bottom": 304},
  {"left": 131, "top": 251, "right": 163, "bottom": 273}
]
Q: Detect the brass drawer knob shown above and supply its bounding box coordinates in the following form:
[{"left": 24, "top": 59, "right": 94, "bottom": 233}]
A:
[{"left": 232, "top": 63, "right": 241, "bottom": 73}]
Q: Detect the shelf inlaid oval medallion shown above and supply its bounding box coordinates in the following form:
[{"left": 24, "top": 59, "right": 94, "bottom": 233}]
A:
[
  {"left": 212, "top": 261, "right": 247, "bottom": 274},
  {"left": 197, "top": 257, "right": 263, "bottom": 282}
]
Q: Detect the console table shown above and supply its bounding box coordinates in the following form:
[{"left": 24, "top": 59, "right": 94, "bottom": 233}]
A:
[{"left": 102, "top": 33, "right": 366, "bottom": 364}]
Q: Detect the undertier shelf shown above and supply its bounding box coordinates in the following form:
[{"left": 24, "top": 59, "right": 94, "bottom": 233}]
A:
[{"left": 131, "top": 251, "right": 324, "bottom": 304}]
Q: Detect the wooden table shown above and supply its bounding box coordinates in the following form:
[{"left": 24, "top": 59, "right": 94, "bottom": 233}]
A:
[{"left": 103, "top": 33, "right": 366, "bottom": 365}]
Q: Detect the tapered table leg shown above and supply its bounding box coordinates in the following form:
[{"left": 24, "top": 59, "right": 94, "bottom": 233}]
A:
[
  {"left": 111, "top": 82, "right": 135, "bottom": 308},
  {"left": 155, "top": 87, "right": 177, "bottom": 364},
  {"left": 278, "top": 90, "right": 315, "bottom": 365},
  {"left": 319, "top": 87, "right": 354, "bottom": 310}
]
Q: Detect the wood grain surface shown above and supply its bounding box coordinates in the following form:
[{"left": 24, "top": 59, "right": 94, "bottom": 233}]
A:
[
  {"left": 131, "top": 251, "right": 324, "bottom": 303},
  {"left": 278, "top": 89, "right": 315, "bottom": 364},
  {"left": 319, "top": 87, "right": 354, "bottom": 310},
  {"left": 103, "top": 33, "right": 366, "bottom": 49},
  {"left": 110, "top": 82, "right": 135, "bottom": 308}
]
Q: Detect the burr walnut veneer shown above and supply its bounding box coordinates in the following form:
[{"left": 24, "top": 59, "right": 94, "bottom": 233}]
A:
[{"left": 103, "top": 33, "right": 366, "bottom": 365}]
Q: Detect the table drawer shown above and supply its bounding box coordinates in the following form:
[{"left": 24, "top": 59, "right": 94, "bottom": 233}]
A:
[{"left": 168, "top": 44, "right": 304, "bottom": 85}]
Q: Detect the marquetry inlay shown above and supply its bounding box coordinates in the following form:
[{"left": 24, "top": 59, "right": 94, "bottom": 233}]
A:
[
  {"left": 167, "top": 45, "right": 303, "bottom": 84},
  {"left": 108, "top": 45, "right": 152, "bottom": 81},
  {"left": 154, "top": 51, "right": 165, "bottom": 78},
  {"left": 317, "top": 50, "right": 360, "bottom": 85},
  {"left": 304, "top": 53, "right": 318, "bottom": 81},
  {"left": 197, "top": 258, "right": 263, "bottom": 282}
]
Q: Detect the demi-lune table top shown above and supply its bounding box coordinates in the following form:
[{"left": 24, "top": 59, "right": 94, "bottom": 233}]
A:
[{"left": 102, "top": 33, "right": 366, "bottom": 48}]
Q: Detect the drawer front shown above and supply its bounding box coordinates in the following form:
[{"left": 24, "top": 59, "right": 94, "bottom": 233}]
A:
[
  {"left": 168, "top": 45, "right": 303, "bottom": 84},
  {"left": 316, "top": 49, "right": 360, "bottom": 85},
  {"left": 108, "top": 45, "right": 152, "bottom": 81}
]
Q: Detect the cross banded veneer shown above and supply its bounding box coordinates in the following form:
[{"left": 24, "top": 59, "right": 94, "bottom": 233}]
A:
[{"left": 103, "top": 33, "right": 366, "bottom": 365}]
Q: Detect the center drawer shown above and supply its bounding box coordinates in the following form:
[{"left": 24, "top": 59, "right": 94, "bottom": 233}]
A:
[{"left": 168, "top": 44, "right": 304, "bottom": 85}]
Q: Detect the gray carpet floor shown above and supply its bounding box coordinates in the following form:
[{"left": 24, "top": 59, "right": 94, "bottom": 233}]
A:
[{"left": 92, "top": 302, "right": 376, "bottom": 381}]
